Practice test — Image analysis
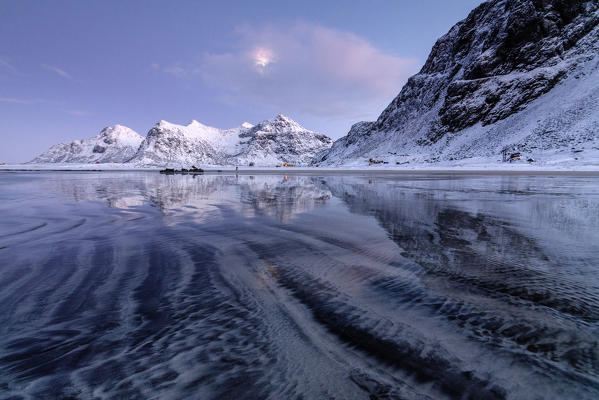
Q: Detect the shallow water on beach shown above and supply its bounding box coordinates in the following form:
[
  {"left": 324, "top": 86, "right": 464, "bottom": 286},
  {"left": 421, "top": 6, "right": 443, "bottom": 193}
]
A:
[{"left": 1, "top": 171, "right": 598, "bottom": 399}]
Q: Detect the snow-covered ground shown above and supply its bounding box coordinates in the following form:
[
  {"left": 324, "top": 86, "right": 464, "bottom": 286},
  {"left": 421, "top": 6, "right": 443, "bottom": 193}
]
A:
[
  {"left": 3, "top": 154, "right": 599, "bottom": 173},
  {"left": 0, "top": 163, "right": 161, "bottom": 171}
]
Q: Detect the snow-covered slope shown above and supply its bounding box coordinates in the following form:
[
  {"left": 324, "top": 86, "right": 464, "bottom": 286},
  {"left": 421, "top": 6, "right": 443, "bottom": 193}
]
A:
[
  {"left": 30, "top": 115, "right": 331, "bottom": 167},
  {"left": 319, "top": 0, "right": 599, "bottom": 166},
  {"left": 129, "top": 115, "right": 332, "bottom": 167},
  {"left": 224, "top": 115, "right": 333, "bottom": 166},
  {"left": 127, "top": 120, "right": 248, "bottom": 166},
  {"left": 30, "top": 125, "right": 143, "bottom": 164}
]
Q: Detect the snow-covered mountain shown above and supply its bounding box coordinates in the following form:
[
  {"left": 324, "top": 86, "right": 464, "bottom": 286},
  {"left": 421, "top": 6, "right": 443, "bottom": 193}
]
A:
[
  {"left": 30, "top": 115, "right": 331, "bottom": 167},
  {"left": 129, "top": 114, "right": 332, "bottom": 166},
  {"left": 127, "top": 119, "right": 250, "bottom": 166},
  {"left": 30, "top": 125, "right": 143, "bottom": 164},
  {"left": 224, "top": 114, "right": 333, "bottom": 166},
  {"left": 319, "top": 0, "right": 599, "bottom": 166}
]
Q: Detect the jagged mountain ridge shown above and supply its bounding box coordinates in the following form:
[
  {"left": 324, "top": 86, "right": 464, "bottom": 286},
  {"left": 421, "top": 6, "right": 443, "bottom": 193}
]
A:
[
  {"left": 32, "top": 115, "right": 332, "bottom": 166},
  {"left": 30, "top": 125, "right": 144, "bottom": 164},
  {"left": 128, "top": 120, "right": 249, "bottom": 166},
  {"left": 227, "top": 115, "right": 333, "bottom": 166},
  {"left": 128, "top": 114, "right": 332, "bottom": 166},
  {"left": 320, "top": 0, "right": 599, "bottom": 166}
]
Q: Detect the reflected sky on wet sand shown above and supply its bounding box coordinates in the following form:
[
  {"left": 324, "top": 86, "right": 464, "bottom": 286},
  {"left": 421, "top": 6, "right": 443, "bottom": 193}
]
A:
[{"left": 1, "top": 172, "right": 598, "bottom": 399}]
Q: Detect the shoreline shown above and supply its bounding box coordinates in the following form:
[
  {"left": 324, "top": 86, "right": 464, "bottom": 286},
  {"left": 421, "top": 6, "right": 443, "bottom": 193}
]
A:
[{"left": 2, "top": 166, "right": 599, "bottom": 176}]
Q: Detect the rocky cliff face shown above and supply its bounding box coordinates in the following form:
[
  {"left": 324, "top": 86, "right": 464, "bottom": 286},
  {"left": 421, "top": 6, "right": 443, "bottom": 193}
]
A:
[
  {"left": 30, "top": 125, "right": 143, "bottom": 164},
  {"left": 320, "top": 0, "right": 599, "bottom": 165}
]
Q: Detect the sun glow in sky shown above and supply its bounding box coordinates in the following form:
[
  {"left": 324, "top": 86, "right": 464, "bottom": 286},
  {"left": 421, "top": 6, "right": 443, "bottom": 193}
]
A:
[
  {"left": 0, "top": 0, "right": 485, "bottom": 163},
  {"left": 254, "top": 48, "right": 274, "bottom": 69}
]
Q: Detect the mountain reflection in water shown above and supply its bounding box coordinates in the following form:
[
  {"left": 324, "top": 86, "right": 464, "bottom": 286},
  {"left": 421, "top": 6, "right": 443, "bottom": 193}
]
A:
[{"left": 0, "top": 172, "right": 598, "bottom": 400}]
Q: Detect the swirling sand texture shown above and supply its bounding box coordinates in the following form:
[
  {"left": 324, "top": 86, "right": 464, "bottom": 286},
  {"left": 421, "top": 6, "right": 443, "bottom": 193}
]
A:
[{"left": 0, "top": 172, "right": 598, "bottom": 399}]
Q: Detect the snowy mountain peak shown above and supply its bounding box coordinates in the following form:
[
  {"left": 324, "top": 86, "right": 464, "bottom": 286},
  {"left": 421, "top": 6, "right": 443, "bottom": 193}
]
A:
[
  {"left": 155, "top": 120, "right": 179, "bottom": 129},
  {"left": 251, "top": 114, "right": 305, "bottom": 134},
  {"left": 188, "top": 120, "right": 216, "bottom": 130},
  {"left": 30, "top": 125, "right": 143, "bottom": 164},
  {"left": 31, "top": 114, "right": 333, "bottom": 166},
  {"left": 222, "top": 115, "right": 333, "bottom": 166},
  {"left": 274, "top": 114, "right": 299, "bottom": 126},
  {"left": 126, "top": 115, "right": 332, "bottom": 167},
  {"left": 274, "top": 114, "right": 292, "bottom": 122},
  {"left": 97, "top": 125, "right": 143, "bottom": 145}
]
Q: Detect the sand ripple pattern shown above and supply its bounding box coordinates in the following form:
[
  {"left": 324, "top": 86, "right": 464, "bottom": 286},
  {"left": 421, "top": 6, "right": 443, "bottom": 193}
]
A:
[{"left": 0, "top": 172, "right": 598, "bottom": 399}]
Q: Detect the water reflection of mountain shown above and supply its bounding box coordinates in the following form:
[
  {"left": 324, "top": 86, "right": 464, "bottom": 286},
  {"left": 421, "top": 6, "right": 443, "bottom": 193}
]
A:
[
  {"left": 46, "top": 173, "right": 332, "bottom": 221},
  {"left": 323, "top": 175, "right": 599, "bottom": 273},
  {"left": 3, "top": 172, "right": 599, "bottom": 399},
  {"left": 322, "top": 175, "right": 599, "bottom": 381},
  {"left": 238, "top": 176, "right": 331, "bottom": 222}
]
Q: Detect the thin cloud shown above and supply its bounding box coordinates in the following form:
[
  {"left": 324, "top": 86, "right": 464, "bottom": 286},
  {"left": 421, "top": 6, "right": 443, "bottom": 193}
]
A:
[
  {"left": 0, "top": 57, "right": 21, "bottom": 75},
  {"left": 0, "top": 97, "right": 47, "bottom": 105},
  {"left": 67, "top": 109, "right": 92, "bottom": 116},
  {"left": 152, "top": 62, "right": 190, "bottom": 79},
  {"left": 0, "top": 97, "right": 89, "bottom": 116},
  {"left": 41, "top": 64, "right": 72, "bottom": 79},
  {"left": 188, "top": 22, "right": 419, "bottom": 119},
  {"left": 163, "top": 65, "right": 188, "bottom": 79}
]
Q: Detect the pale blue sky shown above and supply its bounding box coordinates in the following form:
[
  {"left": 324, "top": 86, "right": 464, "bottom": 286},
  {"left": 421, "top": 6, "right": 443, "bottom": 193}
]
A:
[{"left": 0, "top": 0, "right": 483, "bottom": 162}]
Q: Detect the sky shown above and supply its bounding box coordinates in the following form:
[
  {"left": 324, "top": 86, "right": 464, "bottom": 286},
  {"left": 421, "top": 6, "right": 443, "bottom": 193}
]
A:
[{"left": 0, "top": 0, "right": 484, "bottom": 163}]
